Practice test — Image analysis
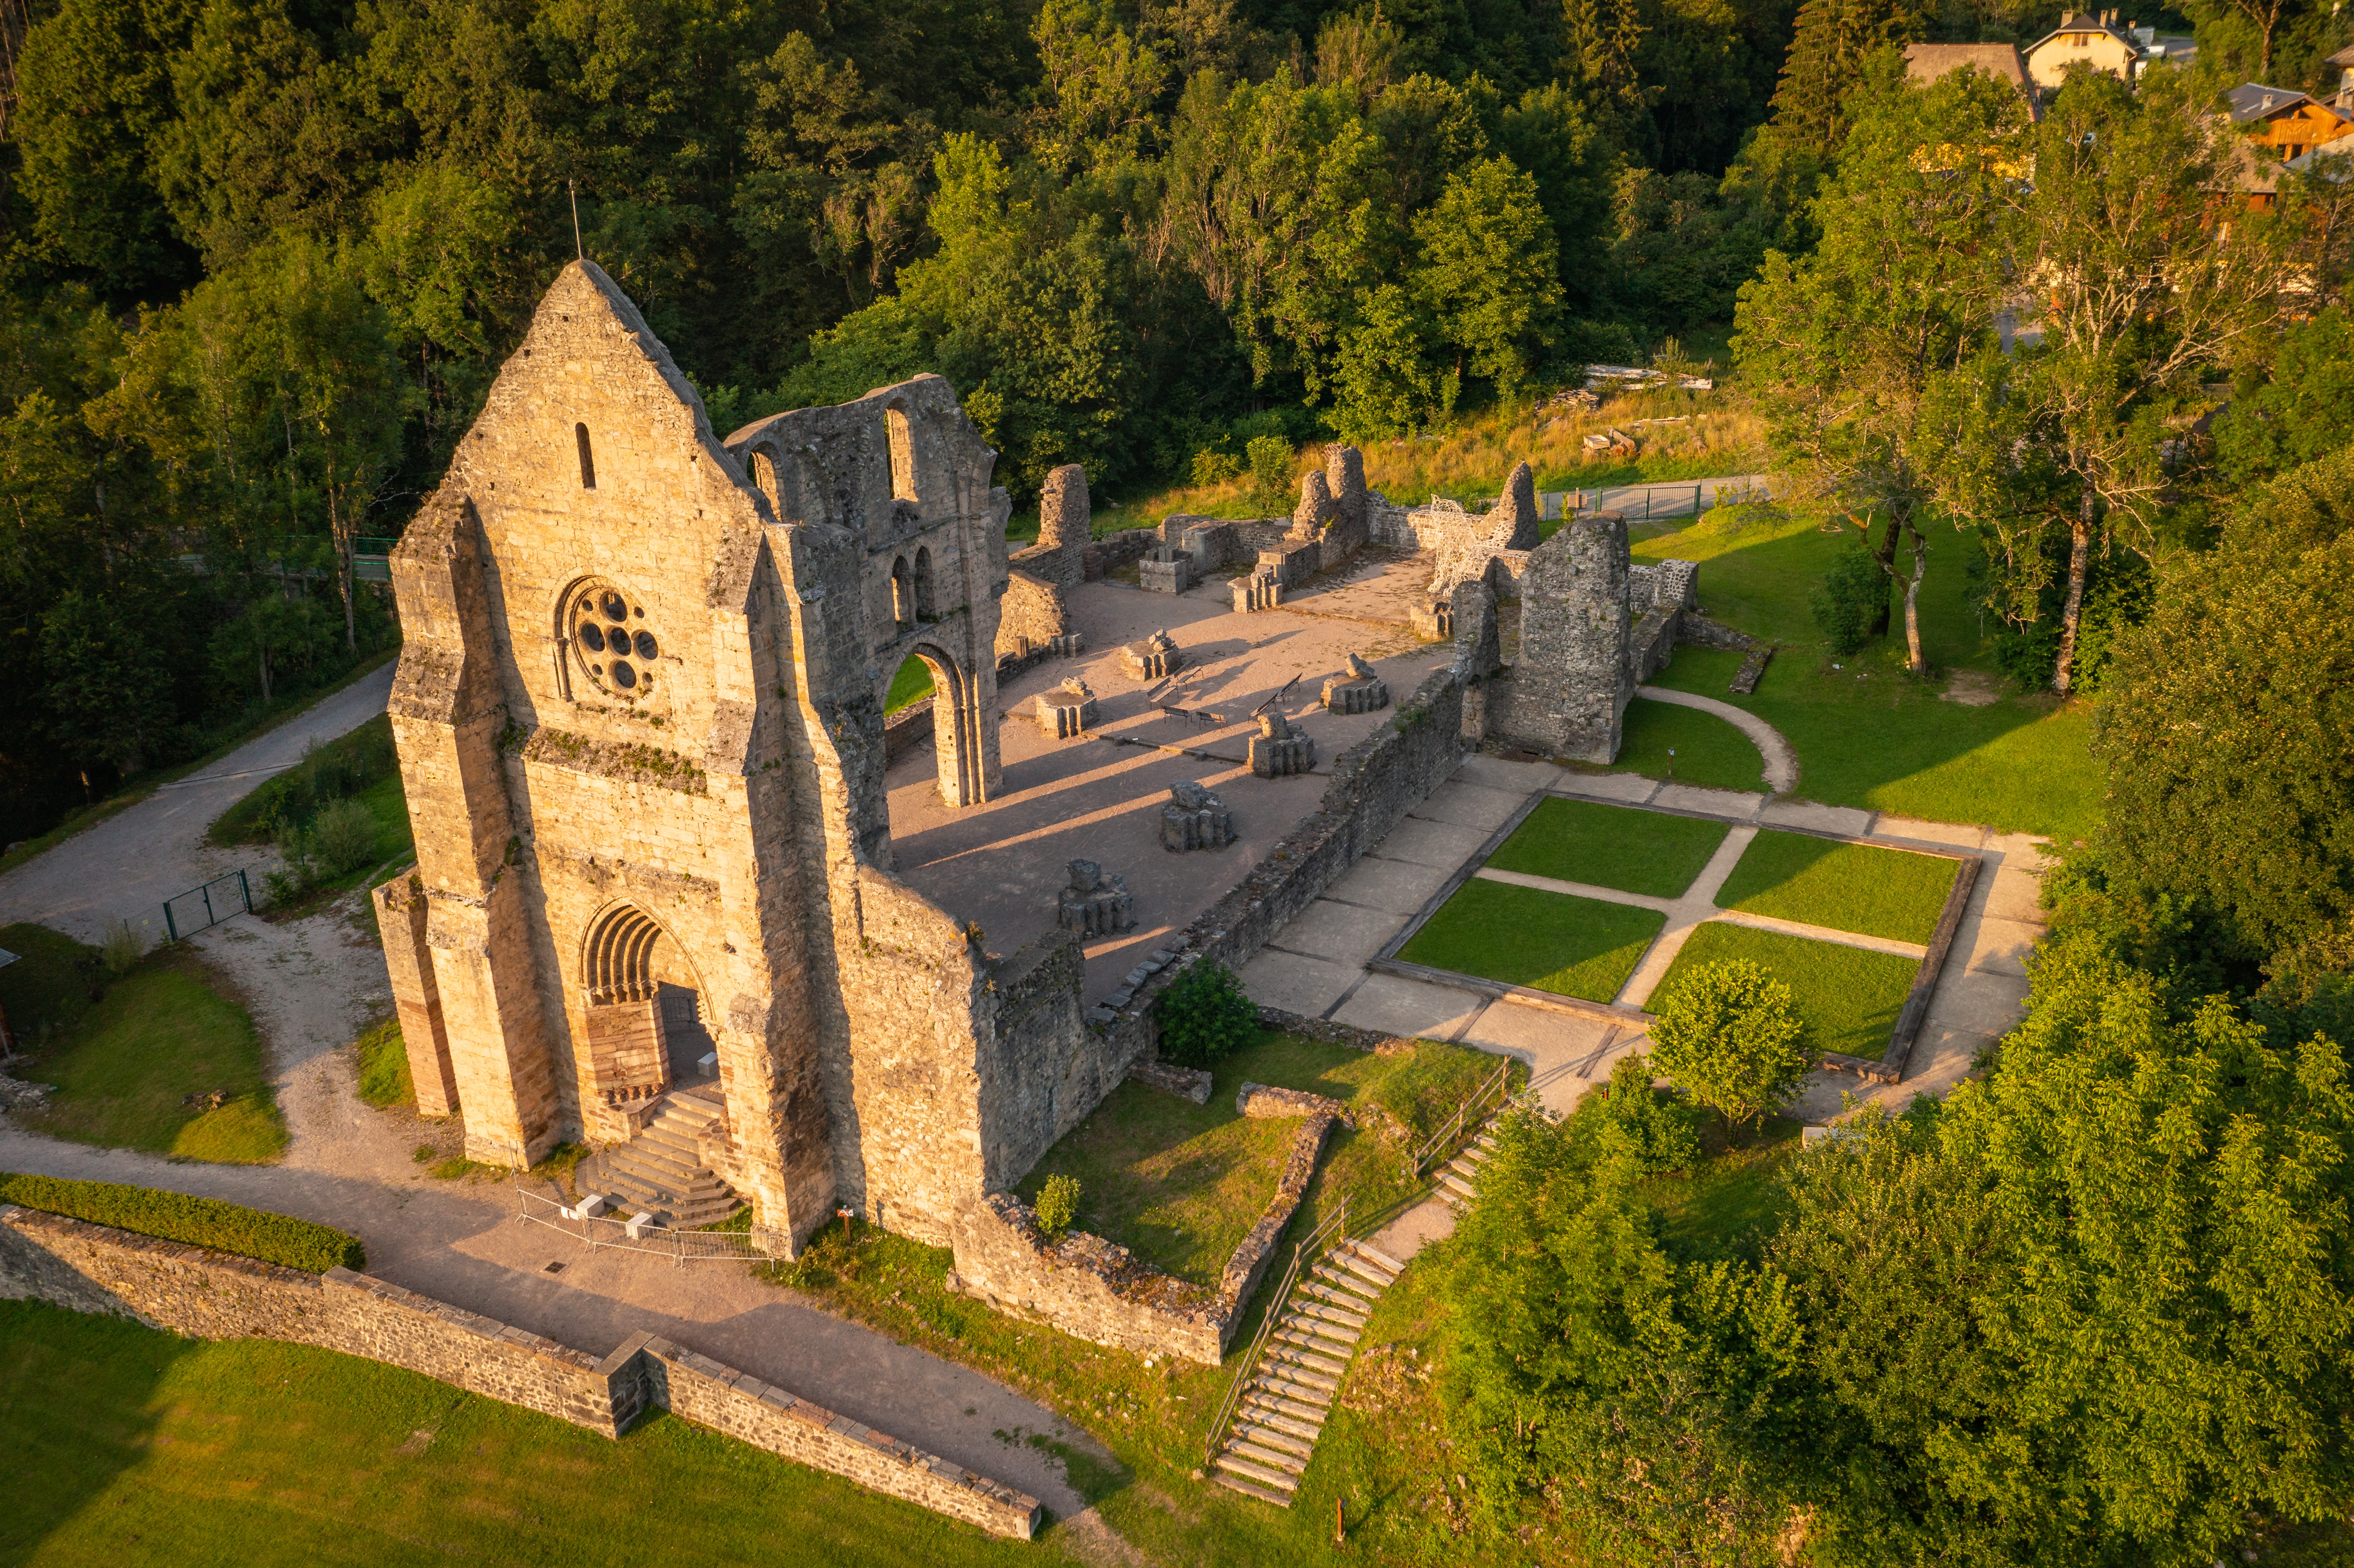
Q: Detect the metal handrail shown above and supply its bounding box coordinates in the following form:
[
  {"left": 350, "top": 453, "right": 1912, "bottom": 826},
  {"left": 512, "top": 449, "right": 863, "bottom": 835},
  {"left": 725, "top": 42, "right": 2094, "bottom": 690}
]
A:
[
  {"left": 1203, "top": 1197, "right": 1349, "bottom": 1467},
  {"left": 1412, "top": 1059, "right": 1513, "bottom": 1177}
]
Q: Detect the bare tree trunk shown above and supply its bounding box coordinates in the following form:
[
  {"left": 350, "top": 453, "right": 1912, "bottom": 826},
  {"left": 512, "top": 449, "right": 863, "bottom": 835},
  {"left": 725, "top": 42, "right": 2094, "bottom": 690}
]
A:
[
  {"left": 2053, "top": 490, "right": 2095, "bottom": 696},
  {"left": 330, "top": 486, "right": 357, "bottom": 653},
  {"left": 1902, "top": 521, "right": 1928, "bottom": 673},
  {"left": 1870, "top": 513, "right": 1899, "bottom": 638}
]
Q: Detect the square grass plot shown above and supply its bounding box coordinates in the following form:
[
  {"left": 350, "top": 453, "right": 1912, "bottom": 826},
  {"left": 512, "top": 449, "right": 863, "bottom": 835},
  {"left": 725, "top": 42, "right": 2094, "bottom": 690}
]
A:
[
  {"left": 1398, "top": 878, "right": 1664, "bottom": 1003},
  {"left": 1652, "top": 922, "right": 1918, "bottom": 1061},
  {"left": 1713, "top": 831, "right": 1959, "bottom": 945},
  {"left": 1485, "top": 797, "right": 1730, "bottom": 899}
]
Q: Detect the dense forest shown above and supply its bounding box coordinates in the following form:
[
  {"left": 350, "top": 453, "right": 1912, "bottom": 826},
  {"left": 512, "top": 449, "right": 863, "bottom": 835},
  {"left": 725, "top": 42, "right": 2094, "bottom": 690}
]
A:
[{"left": 0, "top": 0, "right": 2347, "bottom": 836}]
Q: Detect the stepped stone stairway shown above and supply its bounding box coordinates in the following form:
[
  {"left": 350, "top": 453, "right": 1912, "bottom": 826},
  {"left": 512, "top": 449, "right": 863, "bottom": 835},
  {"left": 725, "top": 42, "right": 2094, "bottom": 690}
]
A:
[
  {"left": 1206, "top": 1129, "right": 1498, "bottom": 1507},
  {"left": 578, "top": 1083, "right": 740, "bottom": 1227},
  {"left": 1207, "top": 1235, "right": 1407, "bottom": 1506}
]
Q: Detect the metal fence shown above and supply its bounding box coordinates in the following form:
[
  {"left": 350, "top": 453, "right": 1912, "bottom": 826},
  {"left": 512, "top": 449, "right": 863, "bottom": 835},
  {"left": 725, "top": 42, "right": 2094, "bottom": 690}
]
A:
[
  {"left": 514, "top": 1184, "right": 792, "bottom": 1265},
  {"left": 161, "top": 869, "right": 255, "bottom": 942}
]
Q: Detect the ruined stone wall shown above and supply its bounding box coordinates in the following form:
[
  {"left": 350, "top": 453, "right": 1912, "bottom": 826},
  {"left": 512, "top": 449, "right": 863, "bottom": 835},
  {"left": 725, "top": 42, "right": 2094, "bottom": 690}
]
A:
[
  {"left": 882, "top": 698, "right": 935, "bottom": 767},
  {"left": 1085, "top": 528, "right": 1160, "bottom": 579},
  {"left": 978, "top": 930, "right": 1131, "bottom": 1189},
  {"left": 995, "top": 568, "right": 1066, "bottom": 657},
  {"left": 0, "top": 1206, "right": 1041, "bottom": 1539},
  {"left": 372, "top": 871, "right": 458, "bottom": 1116},
  {"left": 1484, "top": 514, "right": 1632, "bottom": 763}
]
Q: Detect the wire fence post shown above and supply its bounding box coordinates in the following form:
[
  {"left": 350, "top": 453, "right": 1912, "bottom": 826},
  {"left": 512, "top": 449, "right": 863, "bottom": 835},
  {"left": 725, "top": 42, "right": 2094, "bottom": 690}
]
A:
[
  {"left": 164, "top": 901, "right": 178, "bottom": 943},
  {"left": 239, "top": 868, "right": 252, "bottom": 914}
]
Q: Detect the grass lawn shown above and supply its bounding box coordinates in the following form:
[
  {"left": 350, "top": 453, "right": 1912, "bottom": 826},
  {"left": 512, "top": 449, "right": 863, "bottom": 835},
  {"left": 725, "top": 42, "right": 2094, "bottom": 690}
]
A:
[
  {"left": 1640, "top": 1115, "right": 1805, "bottom": 1265},
  {"left": 1713, "top": 830, "right": 1959, "bottom": 945},
  {"left": 887, "top": 654, "right": 935, "bottom": 715},
  {"left": 1630, "top": 505, "right": 2101, "bottom": 842},
  {"left": 7, "top": 928, "right": 286, "bottom": 1164},
  {"left": 354, "top": 1017, "right": 412, "bottom": 1110},
  {"left": 0, "top": 1299, "right": 1060, "bottom": 1568},
  {"left": 1400, "top": 879, "right": 1664, "bottom": 1002},
  {"left": 1485, "top": 796, "right": 1729, "bottom": 897},
  {"left": 1654, "top": 923, "right": 1918, "bottom": 1062},
  {"left": 1012, "top": 1031, "right": 1509, "bottom": 1286},
  {"left": 0, "top": 921, "right": 102, "bottom": 1049},
  {"left": 1593, "top": 693, "right": 1767, "bottom": 792},
  {"left": 753, "top": 1033, "right": 1530, "bottom": 1566}
]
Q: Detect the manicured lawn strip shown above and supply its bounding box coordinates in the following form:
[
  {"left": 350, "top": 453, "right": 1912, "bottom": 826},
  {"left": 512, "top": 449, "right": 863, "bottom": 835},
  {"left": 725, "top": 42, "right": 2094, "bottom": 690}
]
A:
[
  {"left": 1713, "top": 830, "right": 1958, "bottom": 945},
  {"left": 354, "top": 1018, "right": 413, "bottom": 1110},
  {"left": 1631, "top": 505, "right": 2101, "bottom": 842},
  {"left": 1400, "top": 879, "right": 1664, "bottom": 1002},
  {"left": 0, "top": 1174, "right": 362, "bottom": 1271},
  {"left": 1596, "top": 695, "right": 1766, "bottom": 791},
  {"left": 1012, "top": 1031, "right": 1512, "bottom": 1285},
  {"left": 0, "top": 1300, "right": 1053, "bottom": 1568},
  {"left": 1485, "top": 796, "right": 1729, "bottom": 898},
  {"left": 12, "top": 940, "right": 287, "bottom": 1164},
  {"left": 1653, "top": 923, "right": 1918, "bottom": 1062}
]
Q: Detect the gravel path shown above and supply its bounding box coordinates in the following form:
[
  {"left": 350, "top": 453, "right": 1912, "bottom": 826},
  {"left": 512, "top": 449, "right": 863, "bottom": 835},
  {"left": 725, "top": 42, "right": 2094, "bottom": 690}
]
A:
[
  {"left": 0, "top": 665, "right": 1121, "bottom": 1547},
  {"left": 0, "top": 663, "right": 398, "bottom": 945},
  {"left": 1635, "top": 684, "right": 1801, "bottom": 795}
]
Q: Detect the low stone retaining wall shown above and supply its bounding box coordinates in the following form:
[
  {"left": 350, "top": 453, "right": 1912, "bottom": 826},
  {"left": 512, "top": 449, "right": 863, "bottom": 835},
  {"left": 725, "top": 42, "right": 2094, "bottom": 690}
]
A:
[
  {"left": 949, "top": 1106, "right": 1340, "bottom": 1365},
  {"left": 882, "top": 698, "right": 935, "bottom": 767},
  {"left": 0, "top": 1205, "right": 1042, "bottom": 1539},
  {"left": 1130, "top": 1059, "right": 1212, "bottom": 1103}
]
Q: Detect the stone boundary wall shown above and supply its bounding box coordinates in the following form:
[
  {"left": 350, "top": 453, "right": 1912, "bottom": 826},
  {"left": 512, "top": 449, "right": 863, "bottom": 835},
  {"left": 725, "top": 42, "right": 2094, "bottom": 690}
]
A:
[
  {"left": 1130, "top": 1059, "right": 1212, "bottom": 1103},
  {"left": 1251, "top": 1007, "right": 1420, "bottom": 1055},
  {"left": 948, "top": 1107, "right": 1339, "bottom": 1365},
  {"left": 1083, "top": 529, "right": 1160, "bottom": 580},
  {"left": 0, "top": 1206, "right": 1041, "bottom": 1539},
  {"left": 1236, "top": 1082, "right": 1352, "bottom": 1124},
  {"left": 882, "top": 698, "right": 935, "bottom": 767}
]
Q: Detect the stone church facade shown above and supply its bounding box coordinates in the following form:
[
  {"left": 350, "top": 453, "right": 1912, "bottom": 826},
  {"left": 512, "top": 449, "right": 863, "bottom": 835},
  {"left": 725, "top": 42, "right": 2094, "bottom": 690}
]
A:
[{"left": 377, "top": 261, "right": 1120, "bottom": 1253}]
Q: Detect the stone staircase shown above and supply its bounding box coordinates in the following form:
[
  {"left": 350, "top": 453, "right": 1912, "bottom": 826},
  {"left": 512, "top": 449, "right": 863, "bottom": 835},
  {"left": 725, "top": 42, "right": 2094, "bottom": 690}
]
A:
[
  {"left": 579, "top": 1085, "right": 739, "bottom": 1227},
  {"left": 1206, "top": 1236, "right": 1407, "bottom": 1506},
  {"left": 1432, "top": 1127, "right": 1497, "bottom": 1211}
]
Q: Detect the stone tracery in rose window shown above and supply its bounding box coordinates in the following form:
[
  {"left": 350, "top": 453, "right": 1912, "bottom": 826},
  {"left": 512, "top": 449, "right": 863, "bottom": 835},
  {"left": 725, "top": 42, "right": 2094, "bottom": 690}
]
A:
[{"left": 565, "top": 579, "right": 662, "bottom": 701}]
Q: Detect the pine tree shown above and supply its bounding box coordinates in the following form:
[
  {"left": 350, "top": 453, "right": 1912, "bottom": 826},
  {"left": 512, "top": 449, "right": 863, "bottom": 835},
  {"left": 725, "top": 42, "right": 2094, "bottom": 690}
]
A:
[{"left": 1764, "top": 0, "right": 1929, "bottom": 158}]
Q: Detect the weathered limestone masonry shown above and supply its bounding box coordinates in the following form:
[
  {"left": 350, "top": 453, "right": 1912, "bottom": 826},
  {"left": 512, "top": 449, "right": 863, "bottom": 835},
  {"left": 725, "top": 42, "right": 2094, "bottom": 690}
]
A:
[
  {"left": 372, "top": 872, "right": 459, "bottom": 1116},
  {"left": 945, "top": 1103, "right": 1338, "bottom": 1365},
  {"left": 1483, "top": 511, "right": 1633, "bottom": 762},
  {"left": 0, "top": 1206, "right": 1041, "bottom": 1539},
  {"left": 996, "top": 463, "right": 1087, "bottom": 657},
  {"left": 381, "top": 261, "right": 1129, "bottom": 1255}
]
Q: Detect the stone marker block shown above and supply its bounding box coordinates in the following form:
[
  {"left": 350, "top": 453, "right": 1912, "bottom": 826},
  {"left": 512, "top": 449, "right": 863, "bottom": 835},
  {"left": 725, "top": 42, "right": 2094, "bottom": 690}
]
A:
[
  {"left": 1057, "top": 860, "right": 1136, "bottom": 937},
  {"left": 1139, "top": 545, "right": 1193, "bottom": 594},
  {"left": 1321, "top": 653, "right": 1390, "bottom": 715},
  {"left": 1160, "top": 780, "right": 1234, "bottom": 851},
  {"left": 1037, "top": 677, "right": 1098, "bottom": 739},
  {"left": 1232, "top": 570, "right": 1283, "bottom": 613},
  {"left": 1248, "top": 711, "right": 1315, "bottom": 777},
  {"left": 1120, "top": 630, "right": 1184, "bottom": 681}
]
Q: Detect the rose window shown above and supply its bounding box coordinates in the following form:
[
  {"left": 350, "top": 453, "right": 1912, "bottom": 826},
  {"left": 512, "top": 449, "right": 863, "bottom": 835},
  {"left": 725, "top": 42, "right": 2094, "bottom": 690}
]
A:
[{"left": 569, "top": 582, "right": 660, "bottom": 698}]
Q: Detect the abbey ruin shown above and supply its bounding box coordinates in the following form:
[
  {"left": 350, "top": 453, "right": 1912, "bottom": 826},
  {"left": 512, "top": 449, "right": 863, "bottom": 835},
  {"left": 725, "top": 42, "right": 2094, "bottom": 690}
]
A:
[{"left": 375, "top": 259, "right": 1697, "bottom": 1271}]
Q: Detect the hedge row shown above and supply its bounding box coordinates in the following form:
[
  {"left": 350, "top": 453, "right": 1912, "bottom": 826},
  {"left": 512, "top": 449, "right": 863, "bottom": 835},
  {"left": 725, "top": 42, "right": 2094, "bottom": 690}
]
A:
[{"left": 0, "top": 1172, "right": 366, "bottom": 1273}]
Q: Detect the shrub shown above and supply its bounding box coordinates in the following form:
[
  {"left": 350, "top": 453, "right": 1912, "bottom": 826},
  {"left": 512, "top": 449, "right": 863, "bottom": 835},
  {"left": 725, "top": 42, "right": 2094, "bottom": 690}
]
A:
[
  {"left": 313, "top": 797, "right": 380, "bottom": 874},
  {"left": 1190, "top": 447, "right": 1241, "bottom": 487},
  {"left": 1649, "top": 959, "right": 1816, "bottom": 1129},
  {"left": 209, "top": 713, "right": 395, "bottom": 847},
  {"left": 1811, "top": 544, "right": 1888, "bottom": 655},
  {"left": 0, "top": 1172, "right": 365, "bottom": 1272},
  {"left": 1245, "top": 434, "right": 1293, "bottom": 514},
  {"left": 1034, "top": 1172, "right": 1081, "bottom": 1239},
  {"left": 1155, "top": 961, "right": 1258, "bottom": 1068},
  {"left": 98, "top": 919, "right": 144, "bottom": 978},
  {"left": 1575, "top": 1053, "right": 1703, "bottom": 1173}
]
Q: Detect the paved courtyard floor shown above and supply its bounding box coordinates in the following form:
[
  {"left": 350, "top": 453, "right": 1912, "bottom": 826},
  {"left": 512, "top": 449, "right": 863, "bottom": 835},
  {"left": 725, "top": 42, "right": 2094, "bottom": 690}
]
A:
[
  {"left": 889, "top": 552, "right": 1452, "bottom": 1001},
  {"left": 1241, "top": 752, "right": 2049, "bottom": 1122}
]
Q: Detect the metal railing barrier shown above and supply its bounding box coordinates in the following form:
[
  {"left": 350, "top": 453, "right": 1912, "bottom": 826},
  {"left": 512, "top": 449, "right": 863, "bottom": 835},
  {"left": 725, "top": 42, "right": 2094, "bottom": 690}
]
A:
[
  {"left": 514, "top": 1183, "right": 791, "bottom": 1266},
  {"left": 1411, "top": 1058, "right": 1514, "bottom": 1178},
  {"left": 1203, "top": 1198, "right": 1350, "bottom": 1467}
]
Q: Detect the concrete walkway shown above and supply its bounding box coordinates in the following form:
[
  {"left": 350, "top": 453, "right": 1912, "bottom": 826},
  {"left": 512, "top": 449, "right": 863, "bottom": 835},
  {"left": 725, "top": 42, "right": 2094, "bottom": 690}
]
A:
[
  {"left": 1636, "top": 685, "right": 1799, "bottom": 795},
  {"left": 1241, "top": 752, "right": 2048, "bottom": 1123},
  {"left": 0, "top": 662, "right": 398, "bottom": 945}
]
